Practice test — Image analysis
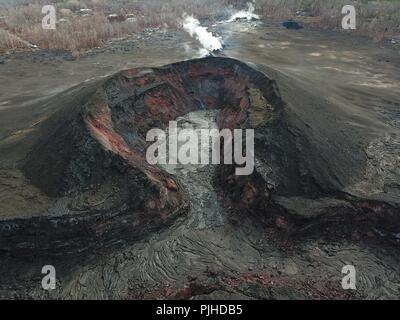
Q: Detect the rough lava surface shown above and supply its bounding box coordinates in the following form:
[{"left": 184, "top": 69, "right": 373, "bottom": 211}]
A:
[{"left": 0, "top": 57, "right": 399, "bottom": 299}]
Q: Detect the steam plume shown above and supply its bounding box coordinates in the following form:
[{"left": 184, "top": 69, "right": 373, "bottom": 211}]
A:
[
  {"left": 182, "top": 14, "right": 223, "bottom": 57},
  {"left": 228, "top": 2, "right": 259, "bottom": 22}
]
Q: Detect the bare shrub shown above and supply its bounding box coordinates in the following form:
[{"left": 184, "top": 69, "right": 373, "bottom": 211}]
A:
[{"left": 0, "top": 28, "right": 30, "bottom": 52}]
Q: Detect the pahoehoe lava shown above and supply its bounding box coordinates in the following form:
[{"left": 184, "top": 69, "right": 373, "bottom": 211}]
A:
[{"left": 1, "top": 57, "right": 399, "bottom": 299}]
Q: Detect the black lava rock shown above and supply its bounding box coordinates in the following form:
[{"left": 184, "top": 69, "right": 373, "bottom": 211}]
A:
[{"left": 282, "top": 20, "right": 304, "bottom": 30}]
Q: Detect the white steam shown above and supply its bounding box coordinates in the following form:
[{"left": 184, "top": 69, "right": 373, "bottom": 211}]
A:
[
  {"left": 182, "top": 15, "right": 223, "bottom": 57},
  {"left": 228, "top": 2, "right": 259, "bottom": 22}
]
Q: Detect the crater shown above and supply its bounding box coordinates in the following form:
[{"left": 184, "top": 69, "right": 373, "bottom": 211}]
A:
[{"left": 1, "top": 57, "right": 285, "bottom": 255}]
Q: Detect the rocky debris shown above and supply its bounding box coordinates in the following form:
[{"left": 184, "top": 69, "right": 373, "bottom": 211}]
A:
[
  {"left": 57, "top": 18, "right": 69, "bottom": 25},
  {"left": 347, "top": 134, "right": 400, "bottom": 203},
  {"left": 391, "top": 36, "right": 400, "bottom": 45},
  {"left": 85, "top": 28, "right": 176, "bottom": 55},
  {"left": 107, "top": 14, "right": 126, "bottom": 23},
  {"left": 296, "top": 10, "right": 312, "bottom": 17},
  {"left": 106, "top": 13, "right": 140, "bottom": 23},
  {"left": 231, "top": 16, "right": 259, "bottom": 23},
  {"left": 78, "top": 8, "right": 93, "bottom": 16}
]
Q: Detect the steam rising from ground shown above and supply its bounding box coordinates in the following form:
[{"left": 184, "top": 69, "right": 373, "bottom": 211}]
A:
[
  {"left": 182, "top": 15, "right": 223, "bottom": 57},
  {"left": 228, "top": 2, "right": 259, "bottom": 22}
]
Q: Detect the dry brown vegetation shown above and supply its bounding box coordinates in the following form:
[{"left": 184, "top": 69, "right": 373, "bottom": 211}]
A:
[
  {"left": 0, "top": 0, "right": 399, "bottom": 54},
  {"left": 0, "top": 28, "right": 30, "bottom": 51},
  {"left": 0, "top": 0, "right": 231, "bottom": 54},
  {"left": 253, "top": 0, "right": 400, "bottom": 41}
]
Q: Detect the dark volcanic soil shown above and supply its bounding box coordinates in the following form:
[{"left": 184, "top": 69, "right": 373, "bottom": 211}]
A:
[{"left": 0, "top": 21, "right": 399, "bottom": 300}]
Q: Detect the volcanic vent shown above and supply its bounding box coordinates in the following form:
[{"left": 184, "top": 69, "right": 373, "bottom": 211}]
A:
[{"left": 2, "top": 57, "right": 287, "bottom": 254}]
